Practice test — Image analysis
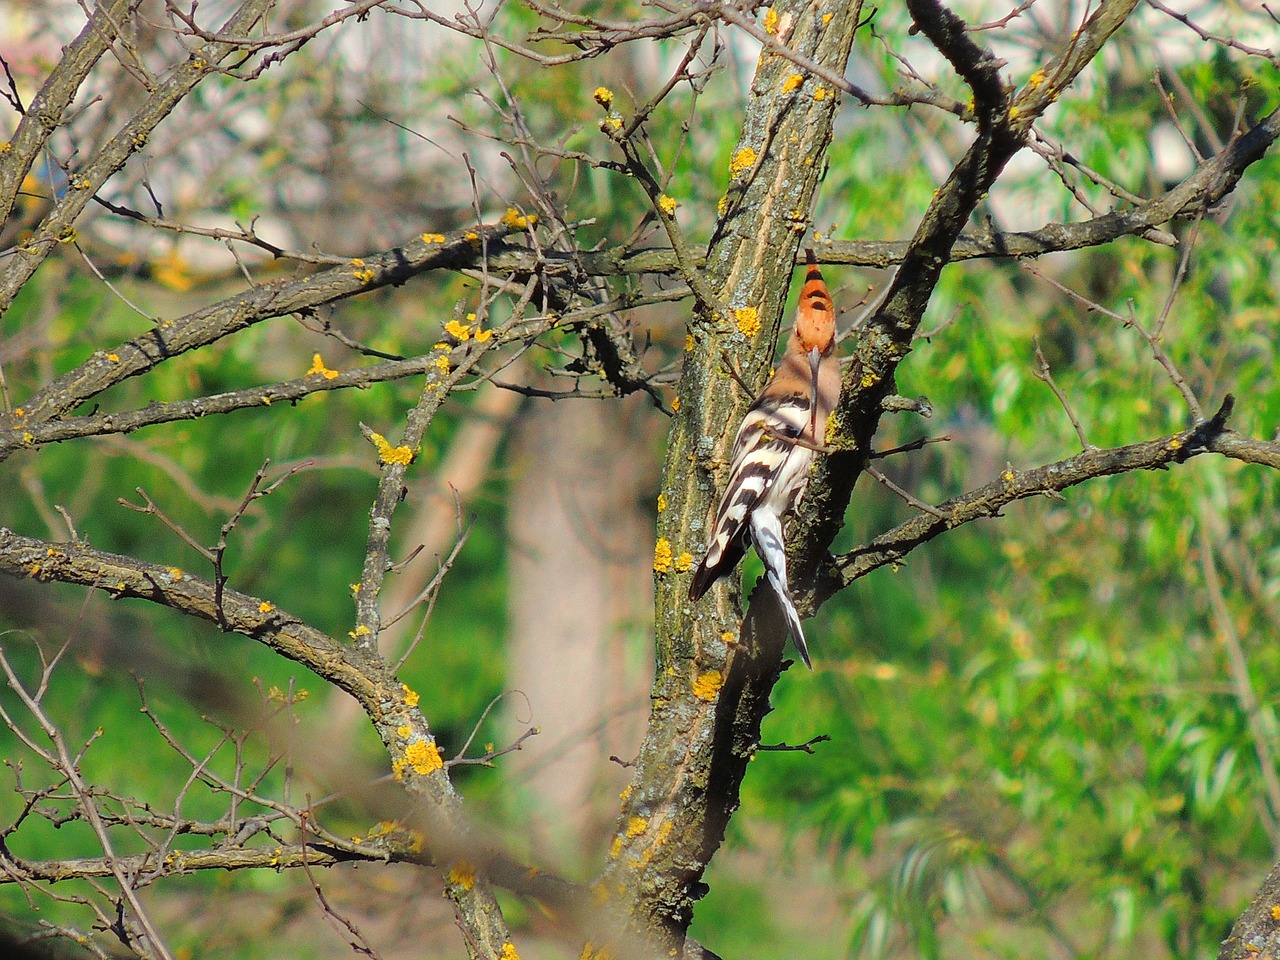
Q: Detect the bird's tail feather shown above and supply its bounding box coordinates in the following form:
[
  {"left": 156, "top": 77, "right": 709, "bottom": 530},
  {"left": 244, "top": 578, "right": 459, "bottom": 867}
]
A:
[
  {"left": 753, "top": 513, "right": 814, "bottom": 669},
  {"left": 766, "top": 571, "right": 812, "bottom": 668}
]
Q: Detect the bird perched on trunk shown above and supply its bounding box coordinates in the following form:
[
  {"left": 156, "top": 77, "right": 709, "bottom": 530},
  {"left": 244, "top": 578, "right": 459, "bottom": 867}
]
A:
[{"left": 688, "top": 251, "right": 841, "bottom": 667}]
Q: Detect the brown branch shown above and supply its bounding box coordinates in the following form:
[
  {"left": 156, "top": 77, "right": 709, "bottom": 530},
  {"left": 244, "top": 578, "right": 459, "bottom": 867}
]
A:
[
  {"left": 795, "top": 0, "right": 1146, "bottom": 592},
  {"left": 351, "top": 351, "right": 479, "bottom": 654},
  {"left": 40, "top": 229, "right": 497, "bottom": 417},
  {"left": 813, "top": 397, "right": 1280, "bottom": 602},
  {"left": 1032, "top": 337, "right": 1093, "bottom": 450},
  {"left": 4, "top": 103, "right": 1268, "bottom": 455},
  {"left": 160, "top": 0, "right": 389, "bottom": 52},
  {"left": 0, "top": 652, "right": 175, "bottom": 960},
  {"left": 0, "top": 529, "right": 381, "bottom": 710},
  {"left": 906, "top": 0, "right": 1008, "bottom": 124},
  {"left": 0, "top": 525, "right": 518, "bottom": 956},
  {"left": 1020, "top": 258, "right": 1207, "bottom": 421},
  {"left": 90, "top": 196, "right": 304, "bottom": 262},
  {"left": 869, "top": 435, "right": 951, "bottom": 460},
  {"left": 482, "top": 104, "right": 1280, "bottom": 276},
  {"left": 393, "top": 0, "right": 703, "bottom": 67},
  {"left": 0, "top": 286, "right": 679, "bottom": 459},
  {"left": 0, "top": 222, "right": 515, "bottom": 449},
  {"left": 865, "top": 465, "right": 949, "bottom": 519},
  {"left": 598, "top": 98, "right": 721, "bottom": 317},
  {"left": 755, "top": 735, "right": 831, "bottom": 754},
  {"left": 1146, "top": 0, "right": 1280, "bottom": 67},
  {"left": 0, "top": 0, "right": 129, "bottom": 232},
  {"left": 0, "top": 842, "right": 381, "bottom": 885},
  {"left": 711, "top": 1, "right": 958, "bottom": 113},
  {"left": 0, "top": 0, "right": 278, "bottom": 316}
]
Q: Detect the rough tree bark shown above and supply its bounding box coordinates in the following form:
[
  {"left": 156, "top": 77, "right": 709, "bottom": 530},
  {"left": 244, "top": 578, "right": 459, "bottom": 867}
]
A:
[{"left": 598, "top": 0, "right": 861, "bottom": 949}]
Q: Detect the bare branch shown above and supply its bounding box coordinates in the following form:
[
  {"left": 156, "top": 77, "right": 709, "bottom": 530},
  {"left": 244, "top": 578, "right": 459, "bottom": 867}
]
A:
[
  {"left": 1146, "top": 0, "right": 1279, "bottom": 66},
  {"left": 756, "top": 735, "right": 832, "bottom": 754},
  {"left": 1032, "top": 337, "right": 1093, "bottom": 450},
  {"left": 814, "top": 396, "right": 1280, "bottom": 603},
  {"left": 0, "top": 648, "right": 175, "bottom": 960},
  {"left": 0, "top": 0, "right": 279, "bottom": 316},
  {"left": 865, "top": 465, "right": 950, "bottom": 519}
]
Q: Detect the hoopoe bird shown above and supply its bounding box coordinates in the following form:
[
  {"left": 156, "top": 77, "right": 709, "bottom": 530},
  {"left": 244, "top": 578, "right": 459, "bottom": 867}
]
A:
[{"left": 688, "top": 251, "right": 841, "bottom": 667}]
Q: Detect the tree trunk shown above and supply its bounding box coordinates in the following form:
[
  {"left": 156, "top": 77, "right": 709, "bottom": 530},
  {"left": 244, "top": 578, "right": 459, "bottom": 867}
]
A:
[{"left": 506, "top": 394, "right": 658, "bottom": 857}]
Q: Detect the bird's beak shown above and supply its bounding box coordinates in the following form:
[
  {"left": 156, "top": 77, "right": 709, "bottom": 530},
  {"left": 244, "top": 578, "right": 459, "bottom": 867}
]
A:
[{"left": 808, "top": 346, "right": 822, "bottom": 439}]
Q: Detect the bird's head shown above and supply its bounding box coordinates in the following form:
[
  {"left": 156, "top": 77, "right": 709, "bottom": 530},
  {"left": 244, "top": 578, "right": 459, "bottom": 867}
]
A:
[{"left": 793, "top": 252, "right": 836, "bottom": 372}]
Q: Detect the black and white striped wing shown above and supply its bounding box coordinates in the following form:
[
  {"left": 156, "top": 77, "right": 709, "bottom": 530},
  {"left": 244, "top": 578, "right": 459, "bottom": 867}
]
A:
[{"left": 687, "top": 396, "right": 814, "bottom": 600}]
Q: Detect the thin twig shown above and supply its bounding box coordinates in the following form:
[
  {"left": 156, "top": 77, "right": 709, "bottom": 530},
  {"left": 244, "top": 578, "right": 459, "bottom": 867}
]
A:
[
  {"left": 1020, "top": 259, "right": 1206, "bottom": 421},
  {"left": 756, "top": 735, "right": 832, "bottom": 753},
  {"left": 0, "top": 650, "right": 177, "bottom": 960},
  {"left": 869, "top": 435, "right": 951, "bottom": 460},
  {"left": 384, "top": 511, "right": 474, "bottom": 630},
  {"left": 448, "top": 728, "right": 540, "bottom": 768},
  {"left": 1032, "top": 337, "right": 1094, "bottom": 450},
  {"left": 118, "top": 487, "right": 215, "bottom": 561},
  {"left": 1152, "top": 68, "right": 1204, "bottom": 164},
  {"left": 865, "top": 465, "right": 950, "bottom": 519},
  {"left": 298, "top": 809, "right": 383, "bottom": 959}
]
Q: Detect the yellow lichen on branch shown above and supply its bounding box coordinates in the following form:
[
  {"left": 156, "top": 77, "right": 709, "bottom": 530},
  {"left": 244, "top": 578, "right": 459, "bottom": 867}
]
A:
[
  {"left": 393, "top": 738, "right": 443, "bottom": 780},
  {"left": 307, "top": 353, "right": 340, "bottom": 379},
  {"left": 405, "top": 739, "right": 443, "bottom": 774},
  {"left": 349, "top": 258, "right": 375, "bottom": 283},
  {"left": 730, "top": 147, "right": 756, "bottom": 177},
  {"left": 444, "top": 319, "right": 472, "bottom": 342},
  {"left": 369, "top": 431, "right": 414, "bottom": 466},
  {"left": 692, "top": 670, "right": 724, "bottom": 702},
  {"left": 734, "top": 306, "right": 761, "bottom": 338},
  {"left": 653, "top": 538, "right": 673, "bottom": 573},
  {"left": 449, "top": 862, "right": 476, "bottom": 890},
  {"left": 500, "top": 207, "right": 537, "bottom": 230}
]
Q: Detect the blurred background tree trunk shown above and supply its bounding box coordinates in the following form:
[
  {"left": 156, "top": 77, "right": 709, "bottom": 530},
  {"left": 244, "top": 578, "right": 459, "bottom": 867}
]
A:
[{"left": 505, "top": 393, "right": 659, "bottom": 858}]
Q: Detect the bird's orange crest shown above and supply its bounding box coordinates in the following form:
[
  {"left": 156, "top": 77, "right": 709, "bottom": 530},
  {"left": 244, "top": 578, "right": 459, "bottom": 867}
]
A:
[{"left": 794, "top": 253, "right": 835, "bottom": 356}]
